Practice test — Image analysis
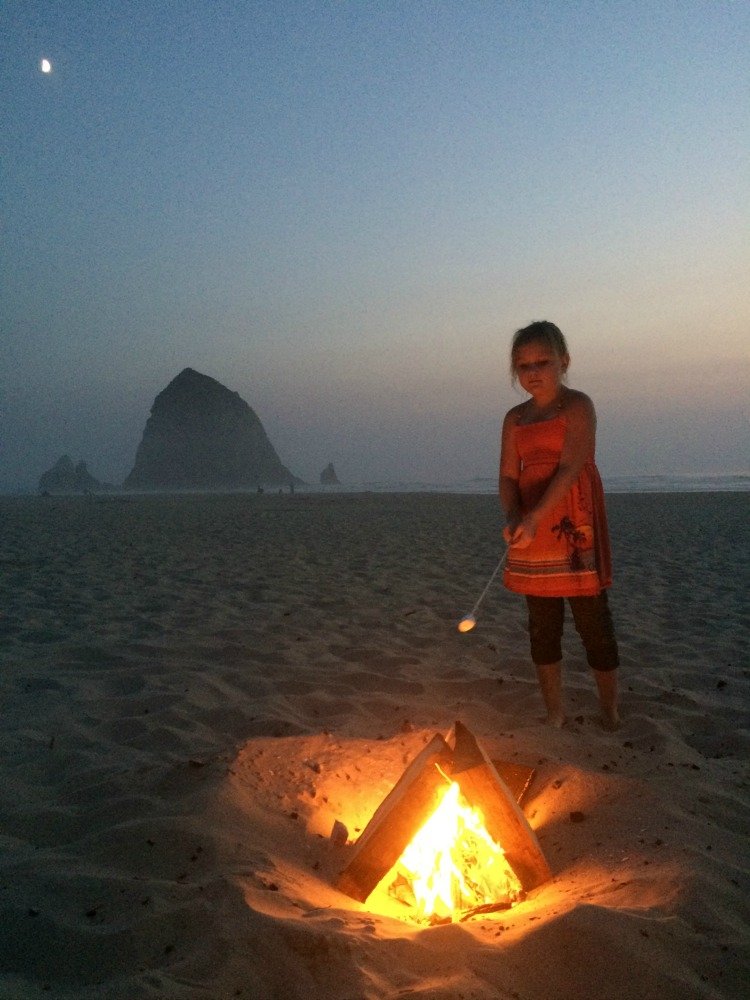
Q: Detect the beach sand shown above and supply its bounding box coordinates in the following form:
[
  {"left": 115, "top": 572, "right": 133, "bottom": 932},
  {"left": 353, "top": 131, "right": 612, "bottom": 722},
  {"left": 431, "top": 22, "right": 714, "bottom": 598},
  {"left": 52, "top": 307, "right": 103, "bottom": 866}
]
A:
[{"left": 1, "top": 490, "right": 748, "bottom": 999}]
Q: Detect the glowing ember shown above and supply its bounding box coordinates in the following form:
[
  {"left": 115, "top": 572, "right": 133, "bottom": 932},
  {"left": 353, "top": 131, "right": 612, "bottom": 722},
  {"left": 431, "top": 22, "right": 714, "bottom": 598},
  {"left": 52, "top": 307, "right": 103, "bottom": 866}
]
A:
[{"left": 388, "top": 777, "right": 523, "bottom": 921}]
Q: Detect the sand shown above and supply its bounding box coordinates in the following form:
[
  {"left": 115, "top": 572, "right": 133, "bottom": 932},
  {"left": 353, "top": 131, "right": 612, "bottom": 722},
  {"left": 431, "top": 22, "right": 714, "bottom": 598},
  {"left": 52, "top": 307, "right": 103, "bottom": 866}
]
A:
[{"left": 0, "top": 489, "right": 748, "bottom": 999}]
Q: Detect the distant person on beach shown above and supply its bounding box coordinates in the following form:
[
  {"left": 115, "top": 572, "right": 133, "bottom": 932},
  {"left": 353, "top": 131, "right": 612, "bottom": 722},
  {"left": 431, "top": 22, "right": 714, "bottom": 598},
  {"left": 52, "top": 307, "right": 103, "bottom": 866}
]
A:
[{"left": 499, "top": 321, "right": 620, "bottom": 729}]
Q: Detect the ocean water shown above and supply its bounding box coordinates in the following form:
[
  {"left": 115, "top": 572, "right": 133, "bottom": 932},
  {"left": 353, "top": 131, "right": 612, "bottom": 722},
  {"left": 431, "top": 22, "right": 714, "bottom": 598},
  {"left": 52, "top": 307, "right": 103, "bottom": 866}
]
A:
[
  {"left": 602, "top": 473, "right": 750, "bottom": 494},
  {"left": 297, "top": 473, "right": 749, "bottom": 495}
]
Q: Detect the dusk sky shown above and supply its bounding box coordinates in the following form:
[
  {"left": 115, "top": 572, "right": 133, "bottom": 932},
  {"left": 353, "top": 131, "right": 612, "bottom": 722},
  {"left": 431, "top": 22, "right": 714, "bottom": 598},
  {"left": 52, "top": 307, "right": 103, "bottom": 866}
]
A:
[{"left": 2, "top": 1, "right": 748, "bottom": 491}]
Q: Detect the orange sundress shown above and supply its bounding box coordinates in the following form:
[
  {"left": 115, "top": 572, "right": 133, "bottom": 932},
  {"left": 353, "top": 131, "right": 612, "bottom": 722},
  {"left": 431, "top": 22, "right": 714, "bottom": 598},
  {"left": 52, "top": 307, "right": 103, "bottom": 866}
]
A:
[{"left": 503, "top": 414, "right": 612, "bottom": 598}]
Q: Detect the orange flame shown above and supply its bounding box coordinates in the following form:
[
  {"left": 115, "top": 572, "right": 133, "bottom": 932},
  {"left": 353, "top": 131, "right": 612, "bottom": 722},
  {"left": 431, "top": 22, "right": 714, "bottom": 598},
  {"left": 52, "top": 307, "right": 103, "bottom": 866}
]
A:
[{"left": 390, "top": 778, "right": 522, "bottom": 920}]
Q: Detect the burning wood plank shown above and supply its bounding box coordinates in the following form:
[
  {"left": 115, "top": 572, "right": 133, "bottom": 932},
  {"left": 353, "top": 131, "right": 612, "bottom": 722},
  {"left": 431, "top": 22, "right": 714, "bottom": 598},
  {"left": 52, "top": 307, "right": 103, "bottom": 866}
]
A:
[
  {"left": 490, "top": 759, "right": 535, "bottom": 805},
  {"left": 450, "top": 721, "right": 551, "bottom": 891},
  {"left": 335, "top": 733, "right": 452, "bottom": 903}
]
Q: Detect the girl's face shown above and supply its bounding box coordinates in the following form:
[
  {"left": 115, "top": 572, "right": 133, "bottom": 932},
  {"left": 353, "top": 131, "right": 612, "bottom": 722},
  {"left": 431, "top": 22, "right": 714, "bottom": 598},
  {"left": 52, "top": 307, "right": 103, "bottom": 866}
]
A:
[{"left": 513, "top": 340, "right": 569, "bottom": 400}]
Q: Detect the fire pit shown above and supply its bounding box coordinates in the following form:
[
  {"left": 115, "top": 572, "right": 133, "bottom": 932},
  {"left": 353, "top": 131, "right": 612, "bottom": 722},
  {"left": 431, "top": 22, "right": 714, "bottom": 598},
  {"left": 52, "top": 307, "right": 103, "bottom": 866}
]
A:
[{"left": 335, "top": 722, "right": 551, "bottom": 923}]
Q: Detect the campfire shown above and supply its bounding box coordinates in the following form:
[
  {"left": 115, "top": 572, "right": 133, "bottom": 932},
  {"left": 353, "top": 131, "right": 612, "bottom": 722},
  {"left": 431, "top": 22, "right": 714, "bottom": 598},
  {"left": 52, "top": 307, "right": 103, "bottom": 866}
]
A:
[{"left": 336, "top": 722, "right": 551, "bottom": 923}]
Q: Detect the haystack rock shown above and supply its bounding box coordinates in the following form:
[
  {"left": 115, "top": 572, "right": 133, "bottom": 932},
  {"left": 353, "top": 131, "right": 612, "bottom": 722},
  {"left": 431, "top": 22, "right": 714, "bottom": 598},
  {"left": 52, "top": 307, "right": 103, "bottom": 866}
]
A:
[
  {"left": 123, "top": 368, "right": 301, "bottom": 491},
  {"left": 320, "top": 462, "right": 340, "bottom": 485},
  {"left": 38, "top": 456, "right": 107, "bottom": 494}
]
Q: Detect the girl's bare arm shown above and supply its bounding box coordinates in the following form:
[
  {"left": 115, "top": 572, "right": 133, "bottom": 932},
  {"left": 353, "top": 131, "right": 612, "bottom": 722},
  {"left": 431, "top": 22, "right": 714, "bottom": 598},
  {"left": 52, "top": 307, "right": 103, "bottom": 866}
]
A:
[{"left": 499, "top": 408, "right": 522, "bottom": 539}]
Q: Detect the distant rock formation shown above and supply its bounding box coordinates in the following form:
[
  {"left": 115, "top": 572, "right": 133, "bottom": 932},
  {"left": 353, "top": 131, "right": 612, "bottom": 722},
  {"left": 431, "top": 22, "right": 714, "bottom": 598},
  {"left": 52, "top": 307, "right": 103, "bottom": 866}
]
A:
[
  {"left": 320, "top": 462, "right": 340, "bottom": 485},
  {"left": 38, "top": 456, "right": 107, "bottom": 494},
  {"left": 123, "top": 368, "right": 301, "bottom": 491}
]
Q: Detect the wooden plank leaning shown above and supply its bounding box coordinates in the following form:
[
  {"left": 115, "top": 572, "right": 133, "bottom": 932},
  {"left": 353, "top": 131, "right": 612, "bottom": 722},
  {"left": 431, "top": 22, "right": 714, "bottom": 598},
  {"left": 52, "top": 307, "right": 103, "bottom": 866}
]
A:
[
  {"left": 335, "top": 733, "right": 452, "bottom": 903},
  {"left": 450, "top": 721, "right": 551, "bottom": 892}
]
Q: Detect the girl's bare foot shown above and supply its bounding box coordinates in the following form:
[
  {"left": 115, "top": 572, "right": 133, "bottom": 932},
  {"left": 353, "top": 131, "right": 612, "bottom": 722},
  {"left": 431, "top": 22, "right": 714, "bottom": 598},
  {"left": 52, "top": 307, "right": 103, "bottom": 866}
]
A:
[
  {"left": 536, "top": 662, "right": 564, "bottom": 728},
  {"left": 592, "top": 669, "right": 619, "bottom": 732},
  {"left": 546, "top": 710, "right": 566, "bottom": 729},
  {"left": 600, "top": 707, "right": 620, "bottom": 731}
]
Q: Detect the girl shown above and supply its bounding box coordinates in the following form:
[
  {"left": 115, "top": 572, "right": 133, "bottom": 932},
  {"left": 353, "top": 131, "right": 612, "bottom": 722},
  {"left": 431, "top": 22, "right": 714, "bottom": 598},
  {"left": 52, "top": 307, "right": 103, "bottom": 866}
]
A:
[{"left": 499, "top": 321, "right": 620, "bottom": 729}]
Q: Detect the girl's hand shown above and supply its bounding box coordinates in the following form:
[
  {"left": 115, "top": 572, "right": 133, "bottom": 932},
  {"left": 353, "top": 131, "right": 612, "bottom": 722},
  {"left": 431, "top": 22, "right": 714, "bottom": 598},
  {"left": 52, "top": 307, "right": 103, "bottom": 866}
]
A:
[
  {"left": 502, "top": 516, "right": 521, "bottom": 545},
  {"left": 509, "top": 517, "right": 537, "bottom": 549}
]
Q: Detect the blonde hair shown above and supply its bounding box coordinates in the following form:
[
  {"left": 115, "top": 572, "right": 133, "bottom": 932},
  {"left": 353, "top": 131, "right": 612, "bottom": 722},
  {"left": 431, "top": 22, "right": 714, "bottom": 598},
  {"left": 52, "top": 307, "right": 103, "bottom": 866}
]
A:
[{"left": 510, "top": 321, "right": 569, "bottom": 384}]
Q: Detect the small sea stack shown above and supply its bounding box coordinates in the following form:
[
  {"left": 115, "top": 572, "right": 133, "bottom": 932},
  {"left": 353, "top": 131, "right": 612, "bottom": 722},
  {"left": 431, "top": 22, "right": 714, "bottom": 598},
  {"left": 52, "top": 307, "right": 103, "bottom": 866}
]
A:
[
  {"left": 320, "top": 462, "right": 340, "bottom": 486},
  {"left": 38, "top": 456, "right": 108, "bottom": 494}
]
